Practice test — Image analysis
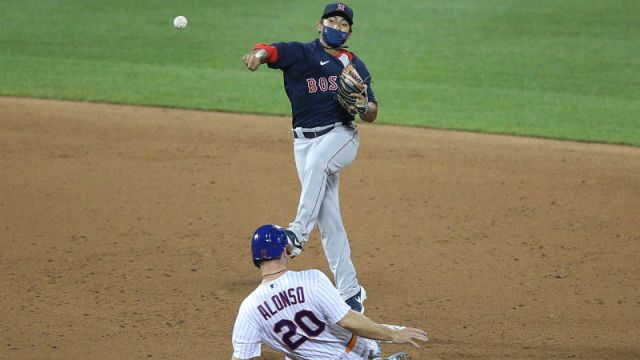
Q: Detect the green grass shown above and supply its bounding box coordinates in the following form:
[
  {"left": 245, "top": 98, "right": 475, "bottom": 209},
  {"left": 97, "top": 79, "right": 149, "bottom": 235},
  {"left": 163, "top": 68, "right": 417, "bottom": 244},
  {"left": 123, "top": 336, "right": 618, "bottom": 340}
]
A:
[{"left": 1, "top": 0, "right": 638, "bottom": 146}]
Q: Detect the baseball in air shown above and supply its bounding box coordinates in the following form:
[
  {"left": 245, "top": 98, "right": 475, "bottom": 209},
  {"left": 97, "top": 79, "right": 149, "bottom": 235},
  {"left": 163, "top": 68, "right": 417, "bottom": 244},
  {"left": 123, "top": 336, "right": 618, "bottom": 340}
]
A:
[{"left": 173, "top": 16, "right": 188, "bottom": 29}]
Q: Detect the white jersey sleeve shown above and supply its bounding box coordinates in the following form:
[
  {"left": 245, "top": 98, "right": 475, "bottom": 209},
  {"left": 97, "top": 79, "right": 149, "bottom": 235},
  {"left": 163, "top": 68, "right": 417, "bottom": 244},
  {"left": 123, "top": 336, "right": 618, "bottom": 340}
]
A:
[
  {"left": 311, "top": 270, "right": 351, "bottom": 324},
  {"left": 231, "top": 299, "right": 261, "bottom": 359}
]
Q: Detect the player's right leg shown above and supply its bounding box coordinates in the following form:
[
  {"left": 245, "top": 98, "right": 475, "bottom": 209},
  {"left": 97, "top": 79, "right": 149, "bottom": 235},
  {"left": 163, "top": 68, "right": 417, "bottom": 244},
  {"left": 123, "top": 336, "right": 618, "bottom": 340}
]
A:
[
  {"left": 286, "top": 137, "right": 313, "bottom": 252},
  {"left": 288, "top": 126, "right": 359, "bottom": 251}
]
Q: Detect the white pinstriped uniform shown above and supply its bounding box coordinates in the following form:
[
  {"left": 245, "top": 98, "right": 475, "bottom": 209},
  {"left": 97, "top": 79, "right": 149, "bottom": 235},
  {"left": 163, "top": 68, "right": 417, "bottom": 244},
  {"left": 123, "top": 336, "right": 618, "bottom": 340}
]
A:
[{"left": 232, "top": 269, "right": 378, "bottom": 359}]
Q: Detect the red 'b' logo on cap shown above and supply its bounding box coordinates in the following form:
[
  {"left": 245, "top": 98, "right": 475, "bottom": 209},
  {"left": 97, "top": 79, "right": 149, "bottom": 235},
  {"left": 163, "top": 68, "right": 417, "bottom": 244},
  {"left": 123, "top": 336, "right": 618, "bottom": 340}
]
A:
[{"left": 337, "top": 3, "right": 346, "bottom": 11}]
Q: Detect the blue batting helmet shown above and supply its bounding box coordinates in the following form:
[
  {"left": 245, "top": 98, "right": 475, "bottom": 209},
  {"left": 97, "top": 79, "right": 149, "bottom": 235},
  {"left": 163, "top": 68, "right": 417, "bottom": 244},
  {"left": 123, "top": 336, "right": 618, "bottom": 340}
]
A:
[{"left": 251, "top": 224, "right": 288, "bottom": 268}]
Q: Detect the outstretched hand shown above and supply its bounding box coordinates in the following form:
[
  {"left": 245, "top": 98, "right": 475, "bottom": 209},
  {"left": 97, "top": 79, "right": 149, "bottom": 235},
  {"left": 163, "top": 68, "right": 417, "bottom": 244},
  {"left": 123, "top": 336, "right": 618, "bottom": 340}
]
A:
[
  {"left": 242, "top": 50, "right": 265, "bottom": 71},
  {"left": 391, "top": 327, "right": 429, "bottom": 349}
]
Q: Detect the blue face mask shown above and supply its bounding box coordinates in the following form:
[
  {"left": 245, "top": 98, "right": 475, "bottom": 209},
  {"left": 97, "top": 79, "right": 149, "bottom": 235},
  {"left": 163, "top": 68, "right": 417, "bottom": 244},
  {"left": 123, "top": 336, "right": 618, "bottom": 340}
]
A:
[{"left": 322, "top": 26, "right": 349, "bottom": 48}]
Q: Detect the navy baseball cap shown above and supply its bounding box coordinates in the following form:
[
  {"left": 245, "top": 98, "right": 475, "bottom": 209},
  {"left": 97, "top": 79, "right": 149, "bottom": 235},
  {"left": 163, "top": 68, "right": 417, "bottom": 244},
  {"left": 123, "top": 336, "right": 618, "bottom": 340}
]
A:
[{"left": 322, "top": 3, "right": 354, "bottom": 25}]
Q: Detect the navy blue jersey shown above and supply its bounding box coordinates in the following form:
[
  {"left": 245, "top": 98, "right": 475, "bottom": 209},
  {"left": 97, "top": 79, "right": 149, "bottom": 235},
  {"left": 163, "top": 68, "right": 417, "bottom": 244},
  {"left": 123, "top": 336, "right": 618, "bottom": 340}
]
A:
[{"left": 267, "top": 39, "right": 376, "bottom": 129}]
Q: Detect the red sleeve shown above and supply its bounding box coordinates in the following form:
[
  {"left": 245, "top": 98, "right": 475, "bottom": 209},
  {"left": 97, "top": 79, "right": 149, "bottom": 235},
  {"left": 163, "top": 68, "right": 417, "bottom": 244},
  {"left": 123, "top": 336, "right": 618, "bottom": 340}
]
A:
[{"left": 252, "top": 43, "right": 278, "bottom": 63}]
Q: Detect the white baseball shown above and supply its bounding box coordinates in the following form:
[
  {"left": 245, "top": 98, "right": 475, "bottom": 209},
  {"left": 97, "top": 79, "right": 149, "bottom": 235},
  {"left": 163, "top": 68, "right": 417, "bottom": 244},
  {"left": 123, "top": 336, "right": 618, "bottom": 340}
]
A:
[{"left": 173, "top": 16, "right": 188, "bottom": 29}]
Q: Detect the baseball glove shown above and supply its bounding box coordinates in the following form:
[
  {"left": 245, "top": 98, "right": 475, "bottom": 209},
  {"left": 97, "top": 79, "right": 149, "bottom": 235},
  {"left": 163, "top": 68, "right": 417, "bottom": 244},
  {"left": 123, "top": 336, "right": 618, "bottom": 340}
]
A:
[{"left": 336, "top": 64, "right": 368, "bottom": 116}]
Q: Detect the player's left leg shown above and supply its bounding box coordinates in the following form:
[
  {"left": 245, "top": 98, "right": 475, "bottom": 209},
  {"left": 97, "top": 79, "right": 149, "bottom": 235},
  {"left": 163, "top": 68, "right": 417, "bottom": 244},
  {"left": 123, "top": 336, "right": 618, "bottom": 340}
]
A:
[{"left": 317, "top": 173, "right": 360, "bottom": 301}]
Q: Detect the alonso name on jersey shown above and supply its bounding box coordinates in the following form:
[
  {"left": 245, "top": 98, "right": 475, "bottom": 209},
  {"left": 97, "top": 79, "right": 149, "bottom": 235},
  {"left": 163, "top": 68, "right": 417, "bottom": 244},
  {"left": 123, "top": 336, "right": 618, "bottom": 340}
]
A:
[{"left": 257, "top": 286, "right": 306, "bottom": 320}]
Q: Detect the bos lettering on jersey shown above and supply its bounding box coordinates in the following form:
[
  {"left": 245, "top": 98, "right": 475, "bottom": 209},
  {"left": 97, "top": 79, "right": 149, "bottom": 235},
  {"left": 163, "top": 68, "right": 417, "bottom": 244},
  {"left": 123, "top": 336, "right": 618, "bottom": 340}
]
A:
[
  {"left": 257, "top": 286, "right": 305, "bottom": 320},
  {"left": 306, "top": 76, "right": 338, "bottom": 93},
  {"left": 268, "top": 39, "right": 376, "bottom": 129}
]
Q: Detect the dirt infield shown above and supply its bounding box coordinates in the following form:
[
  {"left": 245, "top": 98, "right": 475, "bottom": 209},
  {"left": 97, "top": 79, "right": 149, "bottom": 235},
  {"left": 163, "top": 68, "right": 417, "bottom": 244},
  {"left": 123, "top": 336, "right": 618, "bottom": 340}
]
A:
[{"left": 1, "top": 97, "right": 639, "bottom": 359}]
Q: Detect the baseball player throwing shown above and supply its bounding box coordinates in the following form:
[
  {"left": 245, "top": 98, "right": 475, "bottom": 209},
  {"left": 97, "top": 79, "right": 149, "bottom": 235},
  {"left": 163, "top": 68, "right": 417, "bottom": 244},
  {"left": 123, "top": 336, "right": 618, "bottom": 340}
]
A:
[
  {"left": 242, "top": 2, "right": 377, "bottom": 313},
  {"left": 231, "top": 225, "right": 428, "bottom": 360}
]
